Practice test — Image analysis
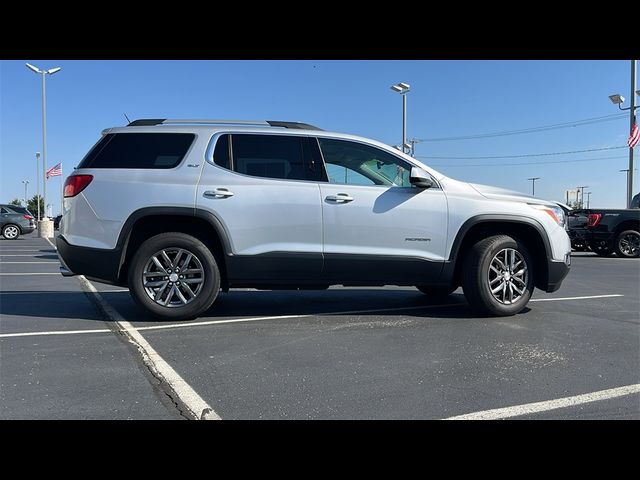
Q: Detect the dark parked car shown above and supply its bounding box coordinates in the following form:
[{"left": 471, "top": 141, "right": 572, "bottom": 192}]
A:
[
  {"left": 583, "top": 195, "right": 640, "bottom": 258},
  {"left": 567, "top": 209, "right": 589, "bottom": 251},
  {"left": 53, "top": 214, "right": 62, "bottom": 230},
  {"left": 1, "top": 204, "right": 36, "bottom": 240}
]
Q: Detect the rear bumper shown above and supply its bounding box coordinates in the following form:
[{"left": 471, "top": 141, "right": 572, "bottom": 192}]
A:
[
  {"left": 546, "top": 255, "right": 571, "bottom": 293},
  {"left": 21, "top": 225, "right": 36, "bottom": 234},
  {"left": 56, "top": 235, "right": 124, "bottom": 285}
]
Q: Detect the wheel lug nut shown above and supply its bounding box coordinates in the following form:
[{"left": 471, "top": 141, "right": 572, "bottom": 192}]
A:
[
  {"left": 169, "top": 282, "right": 173, "bottom": 286},
  {"left": 168, "top": 269, "right": 172, "bottom": 273},
  {"left": 164, "top": 276, "right": 168, "bottom": 280}
]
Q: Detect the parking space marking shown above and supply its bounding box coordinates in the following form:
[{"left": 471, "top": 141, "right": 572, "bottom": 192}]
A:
[
  {"left": 78, "top": 275, "right": 219, "bottom": 421},
  {"left": 530, "top": 294, "right": 624, "bottom": 302},
  {"left": 445, "top": 384, "right": 640, "bottom": 420},
  {"left": 0, "top": 262, "right": 59, "bottom": 264},
  {"left": 0, "top": 273, "right": 60, "bottom": 275},
  {"left": 0, "top": 328, "right": 112, "bottom": 339},
  {"left": 0, "top": 254, "right": 58, "bottom": 257}
]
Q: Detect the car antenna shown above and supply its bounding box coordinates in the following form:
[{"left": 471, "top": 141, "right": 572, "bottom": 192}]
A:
[{"left": 124, "top": 113, "right": 131, "bottom": 124}]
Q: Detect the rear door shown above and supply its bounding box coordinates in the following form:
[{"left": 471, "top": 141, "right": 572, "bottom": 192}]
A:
[{"left": 196, "top": 133, "right": 326, "bottom": 284}]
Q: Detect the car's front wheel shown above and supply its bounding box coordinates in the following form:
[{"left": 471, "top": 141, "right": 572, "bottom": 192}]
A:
[
  {"left": 2, "top": 224, "right": 20, "bottom": 240},
  {"left": 461, "top": 235, "right": 534, "bottom": 316},
  {"left": 128, "top": 232, "right": 221, "bottom": 321}
]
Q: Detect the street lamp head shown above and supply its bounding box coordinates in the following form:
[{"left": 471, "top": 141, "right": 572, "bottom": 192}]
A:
[
  {"left": 390, "top": 82, "right": 410, "bottom": 94},
  {"left": 47, "top": 67, "right": 62, "bottom": 75},
  {"left": 26, "top": 63, "right": 42, "bottom": 74},
  {"left": 403, "top": 142, "right": 412, "bottom": 150},
  {"left": 636, "top": 89, "right": 640, "bottom": 97},
  {"left": 35, "top": 152, "right": 40, "bottom": 158},
  {"left": 608, "top": 94, "right": 625, "bottom": 105}
]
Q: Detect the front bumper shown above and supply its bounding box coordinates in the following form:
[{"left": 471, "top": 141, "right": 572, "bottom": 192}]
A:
[{"left": 546, "top": 254, "right": 571, "bottom": 293}]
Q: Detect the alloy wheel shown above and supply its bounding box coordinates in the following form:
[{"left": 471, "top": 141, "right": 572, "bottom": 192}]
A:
[
  {"left": 142, "top": 248, "right": 205, "bottom": 308},
  {"left": 618, "top": 232, "right": 640, "bottom": 257},
  {"left": 3, "top": 226, "right": 19, "bottom": 239},
  {"left": 487, "top": 248, "right": 529, "bottom": 305}
]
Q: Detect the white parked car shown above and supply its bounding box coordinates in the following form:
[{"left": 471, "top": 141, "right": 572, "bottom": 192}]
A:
[{"left": 57, "top": 119, "right": 571, "bottom": 320}]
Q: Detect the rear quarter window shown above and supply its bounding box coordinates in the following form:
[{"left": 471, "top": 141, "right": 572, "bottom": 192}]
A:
[{"left": 78, "top": 133, "right": 195, "bottom": 169}]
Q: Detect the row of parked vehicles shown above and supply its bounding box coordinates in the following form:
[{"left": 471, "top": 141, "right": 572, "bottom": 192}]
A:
[{"left": 564, "top": 193, "right": 640, "bottom": 258}]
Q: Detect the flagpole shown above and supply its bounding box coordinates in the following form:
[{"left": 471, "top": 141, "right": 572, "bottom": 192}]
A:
[
  {"left": 627, "top": 60, "right": 637, "bottom": 208},
  {"left": 60, "top": 163, "right": 64, "bottom": 217}
]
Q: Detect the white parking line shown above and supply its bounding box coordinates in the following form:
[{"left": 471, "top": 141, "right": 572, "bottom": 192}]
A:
[
  {"left": 78, "top": 275, "right": 219, "bottom": 421},
  {"left": 0, "top": 273, "right": 60, "bottom": 275},
  {"left": 530, "top": 294, "right": 624, "bottom": 302},
  {"left": 0, "top": 262, "right": 59, "bottom": 264},
  {"left": 0, "top": 328, "right": 112, "bottom": 338},
  {"left": 445, "top": 384, "right": 640, "bottom": 420},
  {"left": 0, "top": 254, "right": 57, "bottom": 257}
]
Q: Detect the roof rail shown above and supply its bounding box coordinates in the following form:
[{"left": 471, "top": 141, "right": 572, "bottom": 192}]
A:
[{"left": 126, "top": 118, "right": 323, "bottom": 130}]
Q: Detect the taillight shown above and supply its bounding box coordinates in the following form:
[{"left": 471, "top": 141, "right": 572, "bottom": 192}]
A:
[
  {"left": 64, "top": 175, "right": 93, "bottom": 198},
  {"left": 23, "top": 214, "right": 34, "bottom": 220},
  {"left": 587, "top": 213, "right": 602, "bottom": 228}
]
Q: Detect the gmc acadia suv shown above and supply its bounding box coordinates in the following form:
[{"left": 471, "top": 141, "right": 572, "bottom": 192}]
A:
[{"left": 57, "top": 119, "right": 571, "bottom": 320}]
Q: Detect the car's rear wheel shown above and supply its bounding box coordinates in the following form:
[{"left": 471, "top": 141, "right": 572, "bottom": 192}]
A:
[
  {"left": 614, "top": 230, "right": 640, "bottom": 258},
  {"left": 461, "top": 235, "right": 534, "bottom": 316},
  {"left": 2, "top": 224, "right": 20, "bottom": 240},
  {"left": 128, "top": 232, "right": 220, "bottom": 321}
]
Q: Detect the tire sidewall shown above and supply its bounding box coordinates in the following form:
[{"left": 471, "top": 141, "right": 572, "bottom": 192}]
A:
[
  {"left": 615, "top": 230, "right": 640, "bottom": 258},
  {"left": 2, "top": 224, "right": 20, "bottom": 240},
  {"left": 128, "top": 233, "right": 220, "bottom": 321},
  {"left": 476, "top": 236, "right": 534, "bottom": 316}
]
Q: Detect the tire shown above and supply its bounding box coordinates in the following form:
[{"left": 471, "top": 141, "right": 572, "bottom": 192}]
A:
[
  {"left": 591, "top": 244, "right": 613, "bottom": 257},
  {"left": 416, "top": 285, "right": 458, "bottom": 297},
  {"left": 2, "top": 224, "right": 20, "bottom": 240},
  {"left": 614, "top": 230, "right": 640, "bottom": 258},
  {"left": 461, "top": 235, "right": 534, "bottom": 316},
  {"left": 128, "top": 232, "right": 221, "bottom": 321}
]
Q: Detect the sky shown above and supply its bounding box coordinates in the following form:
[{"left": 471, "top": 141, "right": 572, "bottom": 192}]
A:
[{"left": 0, "top": 59, "right": 637, "bottom": 215}]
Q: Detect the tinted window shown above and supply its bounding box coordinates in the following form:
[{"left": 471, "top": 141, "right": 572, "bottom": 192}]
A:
[
  {"left": 631, "top": 193, "right": 640, "bottom": 209},
  {"left": 318, "top": 138, "right": 413, "bottom": 187},
  {"left": 0, "top": 207, "right": 9, "bottom": 214},
  {"left": 78, "top": 133, "right": 195, "bottom": 169},
  {"left": 8, "top": 206, "right": 29, "bottom": 215},
  {"left": 213, "top": 134, "right": 230, "bottom": 170},
  {"left": 231, "top": 134, "right": 308, "bottom": 181}
]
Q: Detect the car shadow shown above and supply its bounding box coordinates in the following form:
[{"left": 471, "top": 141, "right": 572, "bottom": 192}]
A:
[{"left": 0, "top": 289, "right": 529, "bottom": 325}]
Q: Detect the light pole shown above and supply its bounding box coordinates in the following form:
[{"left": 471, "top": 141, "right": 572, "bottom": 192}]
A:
[
  {"left": 527, "top": 177, "right": 540, "bottom": 196},
  {"left": 35, "top": 152, "right": 41, "bottom": 221},
  {"left": 585, "top": 192, "right": 592, "bottom": 209},
  {"left": 608, "top": 60, "right": 638, "bottom": 208},
  {"left": 22, "top": 180, "right": 29, "bottom": 206},
  {"left": 390, "top": 82, "right": 410, "bottom": 154},
  {"left": 26, "top": 63, "right": 61, "bottom": 230}
]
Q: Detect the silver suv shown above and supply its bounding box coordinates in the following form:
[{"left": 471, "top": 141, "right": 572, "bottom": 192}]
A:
[{"left": 57, "top": 119, "right": 571, "bottom": 320}]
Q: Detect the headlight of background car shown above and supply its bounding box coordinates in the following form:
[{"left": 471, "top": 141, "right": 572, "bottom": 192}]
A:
[{"left": 528, "top": 204, "right": 565, "bottom": 228}]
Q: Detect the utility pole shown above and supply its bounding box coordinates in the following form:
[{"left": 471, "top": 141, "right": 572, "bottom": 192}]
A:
[
  {"left": 408, "top": 138, "right": 421, "bottom": 157},
  {"left": 585, "top": 192, "right": 592, "bottom": 209},
  {"left": 527, "top": 177, "right": 540, "bottom": 196},
  {"left": 22, "top": 180, "right": 29, "bottom": 206},
  {"left": 576, "top": 186, "right": 589, "bottom": 207},
  {"left": 390, "top": 83, "right": 410, "bottom": 154}
]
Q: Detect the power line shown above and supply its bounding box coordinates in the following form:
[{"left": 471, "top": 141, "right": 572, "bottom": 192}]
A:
[
  {"left": 416, "top": 145, "right": 626, "bottom": 160},
  {"left": 428, "top": 155, "right": 628, "bottom": 168},
  {"left": 416, "top": 113, "right": 627, "bottom": 142}
]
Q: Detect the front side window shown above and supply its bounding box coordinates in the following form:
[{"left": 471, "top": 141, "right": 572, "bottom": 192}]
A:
[{"left": 318, "top": 138, "right": 413, "bottom": 187}]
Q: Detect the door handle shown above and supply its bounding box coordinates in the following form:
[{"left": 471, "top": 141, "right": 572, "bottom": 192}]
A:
[
  {"left": 325, "top": 193, "right": 354, "bottom": 203},
  {"left": 204, "top": 188, "right": 234, "bottom": 198}
]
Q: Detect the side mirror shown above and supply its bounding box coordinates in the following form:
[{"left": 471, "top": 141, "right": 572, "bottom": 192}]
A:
[{"left": 410, "top": 167, "right": 433, "bottom": 188}]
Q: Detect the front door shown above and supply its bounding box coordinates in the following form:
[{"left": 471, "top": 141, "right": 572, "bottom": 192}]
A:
[{"left": 317, "top": 137, "right": 448, "bottom": 284}]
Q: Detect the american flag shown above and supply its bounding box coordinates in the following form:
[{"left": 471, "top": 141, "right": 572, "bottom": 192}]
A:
[
  {"left": 629, "top": 123, "right": 639, "bottom": 148},
  {"left": 46, "top": 163, "right": 62, "bottom": 179}
]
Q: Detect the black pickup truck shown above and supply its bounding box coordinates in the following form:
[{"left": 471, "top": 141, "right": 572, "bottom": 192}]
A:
[{"left": 584, "top": 193, "right": 640, "bottom": 258}]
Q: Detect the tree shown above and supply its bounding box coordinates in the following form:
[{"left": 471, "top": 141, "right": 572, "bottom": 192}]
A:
[
  {"left": 27, "top": 195, "right": 45, "bottom": 220},
  {"left": 9, "top": 198, "right": 21, "bottom": 206}
]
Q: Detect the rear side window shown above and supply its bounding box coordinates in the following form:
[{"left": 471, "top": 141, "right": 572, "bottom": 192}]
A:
[
  {"left": 78, "top": 133, "right": 195, "bottom": 169},
  {"left": 211, "top": 134, "right": 327, "bottom": 182}
]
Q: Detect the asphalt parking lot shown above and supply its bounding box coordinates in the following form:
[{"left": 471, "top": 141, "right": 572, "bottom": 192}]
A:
[{"left": 1, "top": 235, "right": 638, "bottom": 419}]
